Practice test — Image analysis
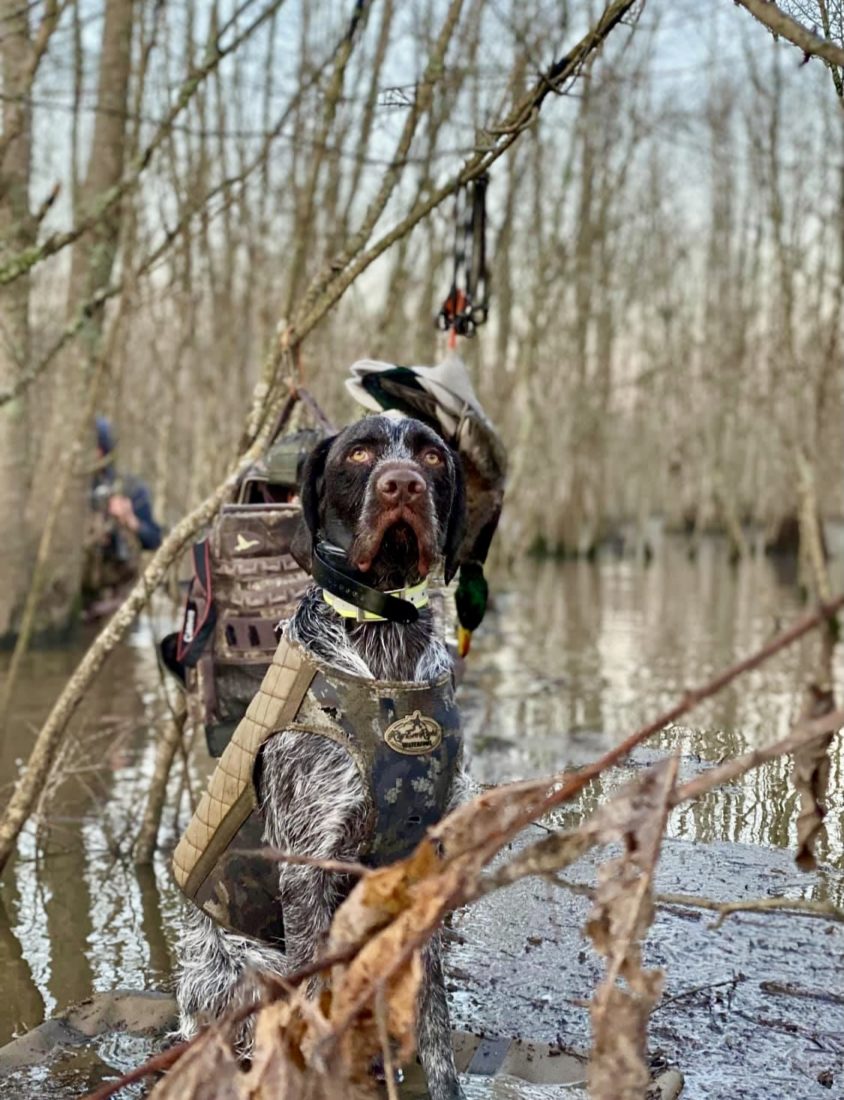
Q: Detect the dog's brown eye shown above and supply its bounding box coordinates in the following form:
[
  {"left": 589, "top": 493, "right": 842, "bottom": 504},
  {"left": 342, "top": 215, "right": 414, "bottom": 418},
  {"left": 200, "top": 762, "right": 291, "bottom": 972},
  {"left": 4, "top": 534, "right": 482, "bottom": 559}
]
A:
[
  {"left": 347, "top": 447, "right": 371, "bottom": 464},
  {"left": 422, "top": 450, "right": 443, "bottom": 466}
]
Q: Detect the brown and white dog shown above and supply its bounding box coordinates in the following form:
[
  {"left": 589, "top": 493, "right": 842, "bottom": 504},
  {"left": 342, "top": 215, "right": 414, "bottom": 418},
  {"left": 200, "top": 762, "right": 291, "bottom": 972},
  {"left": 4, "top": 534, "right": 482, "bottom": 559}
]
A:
[{"left": 176, "top": 413, "right": 468, "bottom": 1100}]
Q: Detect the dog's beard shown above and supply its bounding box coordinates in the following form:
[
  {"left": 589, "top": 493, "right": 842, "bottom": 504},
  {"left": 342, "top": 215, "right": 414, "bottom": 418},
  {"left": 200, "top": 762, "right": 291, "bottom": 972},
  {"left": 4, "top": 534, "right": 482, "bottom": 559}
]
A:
[{"left": 350, "top": 508, "right": 437, "bottom": 588}]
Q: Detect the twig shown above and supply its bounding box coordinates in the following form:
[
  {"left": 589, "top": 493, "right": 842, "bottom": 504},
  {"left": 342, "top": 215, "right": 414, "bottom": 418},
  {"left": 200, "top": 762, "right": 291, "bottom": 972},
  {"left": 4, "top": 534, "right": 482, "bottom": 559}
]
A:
[
  {"left": 732, "top": 0, "right": 844, "bottom": 70},
  {"left": 0, "top": 0, "right": 69, "bottom": 162},
  {"left": 793, "top": 446, "right": 837, "bottom": 869},
  {"left": 297, "top": 386, "right": 336, "bottom": 433},
  {"left": 375, "top": 987, "right": 400, "bottom": 1100},
  {"left": 587, "top": 757, "right": 675, "bottom": 1096},
  {"left": 653, "top": 976, "right": 746, "bottom": 1013},
  {"left": 760, "top": 980, "right": 844, "bottom": 1006},
  {"left": 730, "top": 1007, "right": 844, "bottom": 1051},
  {"left": 706, "top": 896, "right": 844, "bottom": 928},
  {"left": 82, "top": 1039, "right": 189, "bottom": 1100},
  {"left": 550, "top": 876, "right": 844, "bottom": 927}
]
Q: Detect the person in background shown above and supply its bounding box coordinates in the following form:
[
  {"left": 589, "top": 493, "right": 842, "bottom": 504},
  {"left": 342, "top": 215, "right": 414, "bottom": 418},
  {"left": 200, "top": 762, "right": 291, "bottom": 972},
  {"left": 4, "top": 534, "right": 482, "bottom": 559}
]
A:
[
  {"left": 93, "top": 416, "right": 162, "bottom": 551},
  {"left": 83, "top": 417, "right": 162, "bottom": 617}
]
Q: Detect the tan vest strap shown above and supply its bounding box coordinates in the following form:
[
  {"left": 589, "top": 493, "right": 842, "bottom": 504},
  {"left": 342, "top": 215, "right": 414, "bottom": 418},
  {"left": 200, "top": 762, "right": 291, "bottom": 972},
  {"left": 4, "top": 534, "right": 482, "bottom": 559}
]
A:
[{"left": 173, "top": 635, "right": 316, "bottom": 899}]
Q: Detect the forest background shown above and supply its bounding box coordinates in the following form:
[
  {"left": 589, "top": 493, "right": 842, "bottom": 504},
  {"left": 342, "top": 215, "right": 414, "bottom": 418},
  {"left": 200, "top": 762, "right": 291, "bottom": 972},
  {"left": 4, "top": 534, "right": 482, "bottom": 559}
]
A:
[
  {"left": 2, "top": 0, "right": 843, "bottom": 646},
  {"left": 2, "top": 4, "right": 844, "bottom": 1096}
]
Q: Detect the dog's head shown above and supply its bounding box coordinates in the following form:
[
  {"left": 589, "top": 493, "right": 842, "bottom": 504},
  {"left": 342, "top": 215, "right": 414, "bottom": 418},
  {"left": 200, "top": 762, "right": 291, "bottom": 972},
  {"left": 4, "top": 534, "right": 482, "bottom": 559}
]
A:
[{"left": 292, "top": 414, "right": 465, "bottom": 590}]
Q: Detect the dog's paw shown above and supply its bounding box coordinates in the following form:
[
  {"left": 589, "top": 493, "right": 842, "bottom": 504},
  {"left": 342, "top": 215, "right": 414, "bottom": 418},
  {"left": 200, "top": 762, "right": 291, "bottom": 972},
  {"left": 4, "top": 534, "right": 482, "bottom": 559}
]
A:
[{"left": 370, "top": 1053, "right": 404, "bottom": 1086}]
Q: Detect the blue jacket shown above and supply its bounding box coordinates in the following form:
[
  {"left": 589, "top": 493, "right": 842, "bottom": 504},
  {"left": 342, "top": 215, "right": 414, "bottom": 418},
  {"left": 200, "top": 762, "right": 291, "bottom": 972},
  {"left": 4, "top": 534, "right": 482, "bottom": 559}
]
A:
[{"left": 127, "top": 477, "right": 162, "bottom": 551}]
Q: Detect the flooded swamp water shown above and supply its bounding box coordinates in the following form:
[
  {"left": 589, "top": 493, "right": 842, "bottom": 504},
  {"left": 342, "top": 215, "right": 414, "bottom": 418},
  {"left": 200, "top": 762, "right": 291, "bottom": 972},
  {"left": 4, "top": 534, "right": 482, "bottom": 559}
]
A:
[{"left": 1, "top": 540, "right": 843, "bottom": 1098}]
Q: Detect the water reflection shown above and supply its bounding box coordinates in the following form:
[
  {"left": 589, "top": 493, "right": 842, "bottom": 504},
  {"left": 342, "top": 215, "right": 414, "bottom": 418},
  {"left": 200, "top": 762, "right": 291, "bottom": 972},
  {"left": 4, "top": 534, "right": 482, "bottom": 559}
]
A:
[
  {"left": 465, "top": 544, "right": 844, "bottom": 868},
  {"left": 1, "top": 542, "right": 843, "bottom": 1056},
  {"left": 0, "top": 888, "right": 44, "bottom": 1039},
  {"left": 43, "top": 838, "right": 96, "bottom": 1018}
]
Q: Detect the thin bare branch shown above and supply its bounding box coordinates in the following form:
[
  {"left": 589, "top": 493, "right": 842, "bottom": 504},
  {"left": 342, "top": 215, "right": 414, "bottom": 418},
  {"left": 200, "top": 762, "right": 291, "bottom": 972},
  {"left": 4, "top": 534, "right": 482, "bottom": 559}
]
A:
[
  {"left": 552, "top": 876, "right": 844, "bottom": 925},
  {"left": 733, "top": 0, "right": 844, "bottom": 68},
  {"left": 0, "top": 0, "right": 286, "bottom": 287}
]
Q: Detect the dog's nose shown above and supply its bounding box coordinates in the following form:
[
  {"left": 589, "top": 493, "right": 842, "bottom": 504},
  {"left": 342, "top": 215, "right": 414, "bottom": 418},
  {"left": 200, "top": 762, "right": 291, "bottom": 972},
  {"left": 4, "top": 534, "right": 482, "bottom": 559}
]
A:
[{"left": 376, "top": 467, "right": 425, "bottom": 504}]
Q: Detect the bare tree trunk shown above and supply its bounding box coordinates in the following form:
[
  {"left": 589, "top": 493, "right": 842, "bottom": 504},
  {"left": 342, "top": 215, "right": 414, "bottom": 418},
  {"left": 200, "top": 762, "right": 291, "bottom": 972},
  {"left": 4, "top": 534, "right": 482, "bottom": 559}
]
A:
[
  {"left": 34, "top": 0, "right": 136, "bottom": 634},
  {"left": 0, "top": 1, "right": 34, "bottom": 642}
]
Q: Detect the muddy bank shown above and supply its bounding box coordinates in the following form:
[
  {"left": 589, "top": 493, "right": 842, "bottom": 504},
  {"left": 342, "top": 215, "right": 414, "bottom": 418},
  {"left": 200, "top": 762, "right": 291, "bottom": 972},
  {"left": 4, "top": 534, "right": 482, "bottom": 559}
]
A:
[
  {"left": 1, "top": 830, "right": 838, "bottom": 1099},
  {"left": 449, "top": 828, "right": 844, "bottom": 1100},
  {"left": 0, "top": 989, "right": 685, "bottom": 1100}
]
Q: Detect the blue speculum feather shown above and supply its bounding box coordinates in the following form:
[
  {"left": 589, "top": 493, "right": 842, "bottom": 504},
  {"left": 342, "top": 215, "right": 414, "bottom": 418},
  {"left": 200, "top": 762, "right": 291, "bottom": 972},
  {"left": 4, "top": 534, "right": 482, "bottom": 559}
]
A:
[{"left": 360, "top": 369, "right": 426, "bottom": 416}]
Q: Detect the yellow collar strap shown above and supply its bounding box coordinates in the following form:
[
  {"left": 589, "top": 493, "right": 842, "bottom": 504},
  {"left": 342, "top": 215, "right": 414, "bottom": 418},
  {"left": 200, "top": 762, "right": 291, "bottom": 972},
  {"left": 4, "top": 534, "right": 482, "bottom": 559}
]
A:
[{"left": 323, "top": 579, "right": 429, "bottom": 622}]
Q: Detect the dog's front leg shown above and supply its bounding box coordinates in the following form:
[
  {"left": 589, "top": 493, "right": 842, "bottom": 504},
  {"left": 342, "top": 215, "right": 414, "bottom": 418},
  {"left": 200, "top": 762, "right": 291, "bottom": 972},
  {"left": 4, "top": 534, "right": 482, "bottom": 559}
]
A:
[
  {"left": 259, "top": 731, "right": 367, "bottom": 979},
  {"left": 416, "top": 932, "right": 464, "bottom": 1100},
  {"left": 278, "top": 862, "right": 344, "bottom": 978}
]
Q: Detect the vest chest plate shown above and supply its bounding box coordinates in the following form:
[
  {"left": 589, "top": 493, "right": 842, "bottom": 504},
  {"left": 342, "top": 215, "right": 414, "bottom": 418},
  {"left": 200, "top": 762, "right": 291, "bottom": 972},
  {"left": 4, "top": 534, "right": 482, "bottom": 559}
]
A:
[
  {"left": 173, "top": 634, "right": 461, "bottom": 945},
  {"left": 303, "top": 668, "right": 462, "bottom": 868}
]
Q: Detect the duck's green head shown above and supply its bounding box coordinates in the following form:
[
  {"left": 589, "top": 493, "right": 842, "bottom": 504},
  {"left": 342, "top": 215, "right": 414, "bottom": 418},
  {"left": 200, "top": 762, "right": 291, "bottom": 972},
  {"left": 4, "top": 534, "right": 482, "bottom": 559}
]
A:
[{"left": 455, "top": 560, "right": 488, "bottom": 656}]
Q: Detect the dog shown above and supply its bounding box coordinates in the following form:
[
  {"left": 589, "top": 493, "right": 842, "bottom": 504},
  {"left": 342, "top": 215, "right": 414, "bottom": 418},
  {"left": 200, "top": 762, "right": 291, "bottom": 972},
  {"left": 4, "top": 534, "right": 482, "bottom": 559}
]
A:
[{"left": 176, "top": 412, "right": 468, "bottom": 1100}]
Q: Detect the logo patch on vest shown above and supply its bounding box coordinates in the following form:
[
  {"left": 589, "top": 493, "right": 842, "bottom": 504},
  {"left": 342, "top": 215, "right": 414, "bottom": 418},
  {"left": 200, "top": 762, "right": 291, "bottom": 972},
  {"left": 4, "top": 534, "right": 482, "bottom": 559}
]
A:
[
  {"left": 235, "top": 533, "right": 261, "bottom": 552},
  {"left": 384, "top": 710, "right": 443, "bottom": 755}
]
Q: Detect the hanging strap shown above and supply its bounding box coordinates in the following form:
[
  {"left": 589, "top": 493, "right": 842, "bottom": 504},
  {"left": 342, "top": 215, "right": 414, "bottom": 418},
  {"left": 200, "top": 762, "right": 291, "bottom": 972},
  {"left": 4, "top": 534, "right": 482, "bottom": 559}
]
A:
[
  {"left": 176, "top": 540, "right": 217, "bottom": 667},
  {"left": 467, "top": 172, "right": 489, "bottom": 326},
  {"left": 435, "top": 173, "right": 490, "bottom": 341}
]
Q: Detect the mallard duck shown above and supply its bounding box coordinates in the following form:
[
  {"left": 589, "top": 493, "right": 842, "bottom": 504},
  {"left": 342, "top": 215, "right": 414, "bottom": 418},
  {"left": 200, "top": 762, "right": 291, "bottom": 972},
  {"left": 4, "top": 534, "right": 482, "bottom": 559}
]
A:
[{"left": 346, "top": 356, "right": 506, "bottom": 653}]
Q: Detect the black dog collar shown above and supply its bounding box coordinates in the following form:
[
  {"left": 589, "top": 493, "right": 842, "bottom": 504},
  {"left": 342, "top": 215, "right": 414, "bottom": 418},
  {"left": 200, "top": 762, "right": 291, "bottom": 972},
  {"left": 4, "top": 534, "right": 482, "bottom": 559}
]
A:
[{"left": 312, "top": 542, "right": 423, "bottom": 625}]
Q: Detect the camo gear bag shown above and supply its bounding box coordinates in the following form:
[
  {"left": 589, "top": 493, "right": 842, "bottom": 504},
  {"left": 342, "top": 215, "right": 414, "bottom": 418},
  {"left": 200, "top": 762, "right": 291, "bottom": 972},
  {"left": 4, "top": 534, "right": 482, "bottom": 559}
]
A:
[{"left": 167, "top": 431, "right": 322, "bottom": 755}]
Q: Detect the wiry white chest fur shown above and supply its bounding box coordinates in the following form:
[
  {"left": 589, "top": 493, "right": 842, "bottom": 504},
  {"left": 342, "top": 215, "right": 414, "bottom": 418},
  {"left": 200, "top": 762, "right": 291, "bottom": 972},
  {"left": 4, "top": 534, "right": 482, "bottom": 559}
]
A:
[{"left": 287, "top": 589, "right": 452, "bottom": 682}]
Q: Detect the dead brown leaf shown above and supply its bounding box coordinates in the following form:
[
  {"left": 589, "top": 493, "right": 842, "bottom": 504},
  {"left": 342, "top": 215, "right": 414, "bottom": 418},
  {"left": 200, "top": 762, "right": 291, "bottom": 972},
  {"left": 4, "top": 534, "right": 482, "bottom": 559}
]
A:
[
  {"left": 589, "top": 979, "right": 663, "bottom": 1100},
  {"left": 149, "top": 996, "right": 376, "bottom": 1100},
  {"left": 243, "top": 999, "right": 374, "bottom": 1100},
  {"left": 325, "top": 840, "right": 462, "bottom": 1072}
]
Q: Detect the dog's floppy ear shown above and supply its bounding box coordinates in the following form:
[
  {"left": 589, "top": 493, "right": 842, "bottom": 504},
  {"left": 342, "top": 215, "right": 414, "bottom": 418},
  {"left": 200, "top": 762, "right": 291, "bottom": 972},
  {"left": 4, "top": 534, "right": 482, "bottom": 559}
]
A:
[
  {"left": 442, "top": 452, "right": 467, "bottom": 585},
  {"left": 291, "top": 435, "right": 335, "bottom": 573}
]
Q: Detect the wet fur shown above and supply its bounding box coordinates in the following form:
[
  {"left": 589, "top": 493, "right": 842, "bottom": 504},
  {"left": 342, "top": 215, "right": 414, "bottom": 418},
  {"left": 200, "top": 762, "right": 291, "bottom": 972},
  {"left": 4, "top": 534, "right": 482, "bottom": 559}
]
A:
[{"left": 176, "top": 415, "right": 467, "bottom": 1100}]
